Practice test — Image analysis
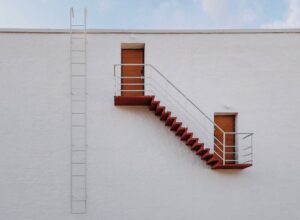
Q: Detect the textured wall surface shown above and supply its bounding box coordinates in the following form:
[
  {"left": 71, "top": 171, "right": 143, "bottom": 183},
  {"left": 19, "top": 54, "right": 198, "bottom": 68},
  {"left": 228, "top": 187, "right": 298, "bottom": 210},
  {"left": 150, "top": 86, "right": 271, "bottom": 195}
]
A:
[{"left": 0, "top": 31, "right": 300, "bottom": 220}]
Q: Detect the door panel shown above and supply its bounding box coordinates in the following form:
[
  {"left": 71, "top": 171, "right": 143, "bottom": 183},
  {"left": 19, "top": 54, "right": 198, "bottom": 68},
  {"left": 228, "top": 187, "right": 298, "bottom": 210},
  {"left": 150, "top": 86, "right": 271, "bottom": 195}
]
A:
[
  {"left": 121, "top": 49, "right": 144, "bottom": 96},
  {"left": 214, "top": 114, "right": 236, "bottom": 164}
]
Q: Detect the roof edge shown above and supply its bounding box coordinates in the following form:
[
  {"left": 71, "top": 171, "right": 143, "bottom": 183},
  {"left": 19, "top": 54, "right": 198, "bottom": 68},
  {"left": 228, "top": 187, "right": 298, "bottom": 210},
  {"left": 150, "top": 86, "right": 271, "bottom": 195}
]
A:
[{"left": 0, "top": 28, "right": 300, "bottom": 34}]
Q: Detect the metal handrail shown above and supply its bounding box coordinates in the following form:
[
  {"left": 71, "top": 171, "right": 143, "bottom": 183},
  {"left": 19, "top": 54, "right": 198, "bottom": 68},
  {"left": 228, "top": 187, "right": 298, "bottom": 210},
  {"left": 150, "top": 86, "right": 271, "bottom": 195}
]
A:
[
  {"left": 114, "top": 63, "right": 225, "bottom": 133},
  {"left": 114, "top": 63, "right": 253, "bottom": 165}
]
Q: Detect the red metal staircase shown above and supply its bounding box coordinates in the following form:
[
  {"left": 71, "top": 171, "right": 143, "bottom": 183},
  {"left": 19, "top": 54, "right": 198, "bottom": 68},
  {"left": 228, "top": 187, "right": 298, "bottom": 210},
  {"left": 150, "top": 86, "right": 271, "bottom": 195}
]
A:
[
  {"left": 114, "top": 96, "right": 252, "bottom": 170},
  {"left": 114, "top": 64, "right": 253, "bottom": 170}
]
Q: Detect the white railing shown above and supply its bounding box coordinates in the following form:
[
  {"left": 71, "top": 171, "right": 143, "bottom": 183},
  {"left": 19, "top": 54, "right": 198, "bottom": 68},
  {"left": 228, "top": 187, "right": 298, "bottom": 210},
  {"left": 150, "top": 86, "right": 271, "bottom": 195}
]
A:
[{"left": 114, "top": 64, "right": 253, "bottom": 166}]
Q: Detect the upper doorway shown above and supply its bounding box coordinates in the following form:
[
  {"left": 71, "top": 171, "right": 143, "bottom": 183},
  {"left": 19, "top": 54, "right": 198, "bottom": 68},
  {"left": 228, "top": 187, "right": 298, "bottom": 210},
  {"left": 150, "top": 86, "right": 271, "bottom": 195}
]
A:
[
  {"left": 214, "top": 114, "right": 237, "bottom": 164},
  {"left": 121, "top": 46, "right": 144, "bottom": 96}
]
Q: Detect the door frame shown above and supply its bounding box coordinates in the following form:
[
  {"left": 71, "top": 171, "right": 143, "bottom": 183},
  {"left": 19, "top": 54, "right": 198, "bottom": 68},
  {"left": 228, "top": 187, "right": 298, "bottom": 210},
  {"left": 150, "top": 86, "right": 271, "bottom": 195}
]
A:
[
  {"left": 120, "top": 46, "right": 145, "bottom": 96},
  {"left": 214, "top": 112, "right": 238, "bottom": 164}
]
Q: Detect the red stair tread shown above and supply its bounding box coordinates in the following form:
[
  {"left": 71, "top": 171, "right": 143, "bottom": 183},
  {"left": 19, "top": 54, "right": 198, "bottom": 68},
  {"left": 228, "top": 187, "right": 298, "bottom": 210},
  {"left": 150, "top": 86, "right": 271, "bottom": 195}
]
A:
[
  {"left": 165, "top": 116, "right": 176, "bottom": 126},
  {"left": 201, "top": 152, "right": 213, "bottom": 160},
  {"left": 155, "top": 106, "right": 165, "bottom": 116},
  {"left": 175, "top": 127, "right": 187, "bottom": 136},
  {"left": 150, "top": 96, "right": 155, "bottom": 102},
  {"left": 186, "top": 137, "right": 198, "bottom": 146},
  {"left": 191, "top": 143, "right": 204, "bottom": 151},
  {"left": 149, "top": 101, "right": 160, "bottom": 111},
  {"left": 160, "top": 111, "right": 171, "bottom": 121},
  {"left": 180, "top": 132, "right": 193, "bottom": 141},
  {"left": 170, "top": 122, "right": 182, "bottom": 131},
  {"left": 207, "top": 157, "right": 220, "bottom": 166},
  {"left": 196, "top": 147, "right": 209, "bottom": 156}
]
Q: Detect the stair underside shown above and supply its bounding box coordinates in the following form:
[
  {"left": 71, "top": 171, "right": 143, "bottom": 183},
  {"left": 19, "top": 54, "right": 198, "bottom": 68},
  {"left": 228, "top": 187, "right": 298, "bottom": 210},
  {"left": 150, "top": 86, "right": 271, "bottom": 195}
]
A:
[
  {"left": 212, "top": 164, "right": 252, "bottom": 169},
  {"left": 115, "top": 96, "right": 251, "bottom": 170}
]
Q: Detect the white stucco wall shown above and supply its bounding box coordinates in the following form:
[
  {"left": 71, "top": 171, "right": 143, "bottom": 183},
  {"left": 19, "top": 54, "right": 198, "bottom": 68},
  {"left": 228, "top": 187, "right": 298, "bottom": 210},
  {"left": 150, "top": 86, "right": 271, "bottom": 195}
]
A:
[{"left": 0, "top": 30, "right": 300, "bottom": 220}]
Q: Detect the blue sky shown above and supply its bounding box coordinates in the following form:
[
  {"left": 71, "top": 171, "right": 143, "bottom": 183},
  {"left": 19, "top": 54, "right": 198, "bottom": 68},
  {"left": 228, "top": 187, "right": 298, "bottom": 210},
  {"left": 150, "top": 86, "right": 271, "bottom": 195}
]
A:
[{"left": 0, "top": 0, "right": 300, "bottom": 29}]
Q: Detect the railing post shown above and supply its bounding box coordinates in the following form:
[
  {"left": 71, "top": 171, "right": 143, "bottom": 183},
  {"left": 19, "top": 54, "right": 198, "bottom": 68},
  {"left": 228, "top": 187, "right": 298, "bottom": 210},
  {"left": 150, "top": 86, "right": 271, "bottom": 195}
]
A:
[
  {"left": 114, "top": 65, "right": 116, "bottom": 96},
  {"left": 251, "top": 134, "right": 253, "bottom": 164},
  {"left": 223, "top": 132, "right": 226, "bottom": 165},
  {"left": 145, "top": 65, "right": 147, "bottom": 96},
  {"left": 235, "top": 133, "right": 238, "bottom": 164}
]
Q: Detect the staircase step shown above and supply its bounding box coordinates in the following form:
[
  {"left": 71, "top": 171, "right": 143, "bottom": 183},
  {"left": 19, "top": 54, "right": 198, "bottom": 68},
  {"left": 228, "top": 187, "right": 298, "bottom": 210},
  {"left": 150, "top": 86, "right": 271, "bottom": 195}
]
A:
[
  {"left": 196, "top": 147, "right": 209, "bottom": 156},
  {"left": 186, "top": 137, "right": 198, "bottom": 146},
  {"left": 150, "top": 96, "right": 155, "bottom": 103},
  {"left": 170, "top": 122, "right": 182, "bottom": 131},
  {"left": 180, "top": 132, "right": 193, "bottom": 141},
  {"left": 149, "top": 101, "right": 160, "bottom": 111},
  {"left": 191, "top": 142, "right": 204, "bottom": 151},
  {"left": 176, "top": 127, "right": 187, "bottom": 136},
  {"left": 201, "top": 152, "right": 213, "bottom": 160},
  {"left": 155, "top": 106, "right": 165, "bottom": 116},
  {"left": 160, "top": 111, "right": 171, "bottom": 121},
  {"left": 207, "top": 157, "right": 220, "bottom": 166},
  {"left": 165, "top": 116, "right": 176, "bottom": 126}
]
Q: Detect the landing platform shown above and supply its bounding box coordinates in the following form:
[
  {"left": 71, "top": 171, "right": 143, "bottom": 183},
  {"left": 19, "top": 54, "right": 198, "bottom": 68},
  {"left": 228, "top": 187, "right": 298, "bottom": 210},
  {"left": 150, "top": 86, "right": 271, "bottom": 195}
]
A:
[
  {"left": 212, "top": 164, "right": 252, "bottom": 169},
  {"left": 114, "top": 96, "right": 152, "bottom": 106}
]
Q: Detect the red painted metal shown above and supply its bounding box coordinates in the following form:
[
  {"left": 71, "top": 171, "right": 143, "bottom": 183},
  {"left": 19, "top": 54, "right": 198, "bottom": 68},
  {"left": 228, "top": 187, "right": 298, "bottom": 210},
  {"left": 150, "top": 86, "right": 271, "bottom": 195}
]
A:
[
  {"left": 114, "top": 96, "right": 152, "bottom": 105},
  {"left": 114, "top": 95, "right": 251, "bottom": 170}
]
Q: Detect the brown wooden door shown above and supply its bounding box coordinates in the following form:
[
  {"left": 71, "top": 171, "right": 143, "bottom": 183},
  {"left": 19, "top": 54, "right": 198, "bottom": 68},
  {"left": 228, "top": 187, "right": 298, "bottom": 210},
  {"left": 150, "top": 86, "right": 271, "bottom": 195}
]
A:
[
  {"left": 121, "top": 49, "right": 144, "bottom": 96},
  {"left": 214, "top": 114, "right": 236, "bottom": 164}
]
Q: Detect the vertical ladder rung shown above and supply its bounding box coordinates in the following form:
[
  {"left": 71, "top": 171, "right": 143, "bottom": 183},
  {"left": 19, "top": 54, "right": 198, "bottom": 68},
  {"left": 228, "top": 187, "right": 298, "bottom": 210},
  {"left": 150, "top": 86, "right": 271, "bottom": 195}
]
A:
[{"left": 71, "top": 37, "right": 85, "bottom": 40}]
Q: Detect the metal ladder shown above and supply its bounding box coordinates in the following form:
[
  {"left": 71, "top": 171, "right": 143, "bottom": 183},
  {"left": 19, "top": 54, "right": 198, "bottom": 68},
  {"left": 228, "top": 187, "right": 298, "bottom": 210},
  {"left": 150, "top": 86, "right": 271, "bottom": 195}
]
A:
[{"left": 70, "top": 7, "right": 87, "bottom": 214}]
